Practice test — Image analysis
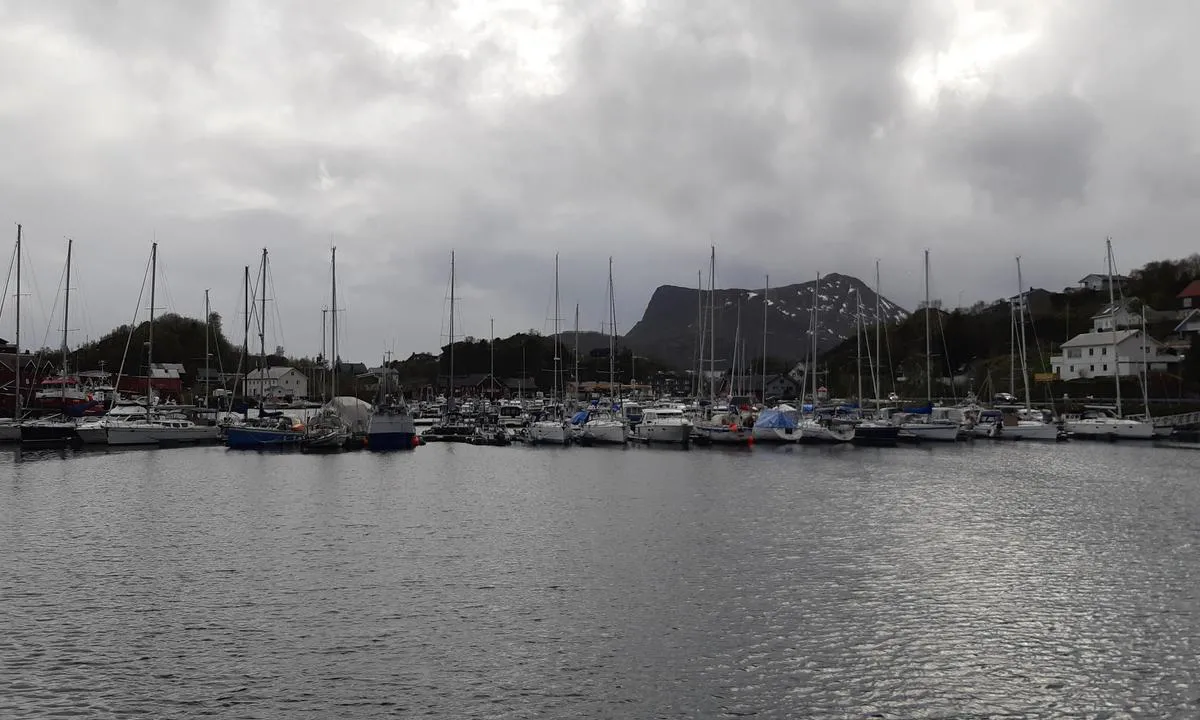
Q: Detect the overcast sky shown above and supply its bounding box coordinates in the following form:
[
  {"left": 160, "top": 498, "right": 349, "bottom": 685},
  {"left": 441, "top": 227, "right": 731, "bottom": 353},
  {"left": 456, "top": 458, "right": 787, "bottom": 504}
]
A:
[{"left": 3, "top": 1, "right": 1198, "bottom": 363}]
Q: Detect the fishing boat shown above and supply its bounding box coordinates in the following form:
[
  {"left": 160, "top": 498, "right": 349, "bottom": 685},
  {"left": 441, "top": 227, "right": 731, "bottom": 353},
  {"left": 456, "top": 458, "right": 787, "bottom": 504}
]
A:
[{"left": 366, "top": 360, "right": 417, "bottom": 451}]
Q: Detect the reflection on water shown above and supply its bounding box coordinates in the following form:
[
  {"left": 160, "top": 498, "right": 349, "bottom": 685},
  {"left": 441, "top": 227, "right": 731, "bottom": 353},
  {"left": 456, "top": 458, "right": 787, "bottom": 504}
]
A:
[{"left": 2, "top": 442, "right": 1199, "bottom": 717}]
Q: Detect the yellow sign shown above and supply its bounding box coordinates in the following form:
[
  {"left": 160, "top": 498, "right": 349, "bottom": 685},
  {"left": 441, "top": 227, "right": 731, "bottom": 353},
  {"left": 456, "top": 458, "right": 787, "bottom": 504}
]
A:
[{"left": 1033, "top": 372, "right": 1056, "bottom": 383}]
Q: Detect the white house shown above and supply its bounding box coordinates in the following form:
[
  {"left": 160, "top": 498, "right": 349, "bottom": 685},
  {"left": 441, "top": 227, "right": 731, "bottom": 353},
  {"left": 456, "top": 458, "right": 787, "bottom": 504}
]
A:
[
  {"left": 1090, "top": 302, "right": 1141, "bottom": 332},
  {"left": 1077, "top": 273, "right": 1129, "bottom": 292},
  {"left": 244, "top": 366, "right": 308, "bottom": 399},
  {"left": 1050, "top": 329, "right": 1180, "bottom": 380}
]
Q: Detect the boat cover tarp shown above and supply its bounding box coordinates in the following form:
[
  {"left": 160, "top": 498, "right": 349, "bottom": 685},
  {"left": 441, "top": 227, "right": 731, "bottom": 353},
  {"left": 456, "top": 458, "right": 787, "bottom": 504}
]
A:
[
  {"left": 324, "top": 396, "right": 374, "bottom": 431},
  {"left": 902, "top": 402, "right": 933, "bottom": 415},
  {"left": 570, "top": 410, "right": 590, "bottom": 425},
  {"left": 754, "top": 409, "right": 797, "bottom": 430}
]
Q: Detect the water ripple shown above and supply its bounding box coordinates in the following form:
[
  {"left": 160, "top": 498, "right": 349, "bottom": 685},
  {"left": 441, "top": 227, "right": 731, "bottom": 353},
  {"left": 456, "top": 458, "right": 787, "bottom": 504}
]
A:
[{"left": 2, "top": 442, "right": 1199, "bottom": 717}]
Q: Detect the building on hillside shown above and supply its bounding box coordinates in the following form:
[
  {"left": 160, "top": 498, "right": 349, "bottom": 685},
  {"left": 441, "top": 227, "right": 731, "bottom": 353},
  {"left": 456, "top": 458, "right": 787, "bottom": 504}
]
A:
[
  {"left": 1177, "top": 279, "right": 1200, "bottom": 310},
  {"left": 1174, "top": 310, "right": 1200, "bottom": 338},
  {"left": 244, "top": 366, "right": 308, "bottom": 400},
  {"left": 1050, "top": 330, "right": 1180, "bottom": 380},
  {"left": 1076, "top": 273, "right": 1129, "bottom": 293},
  {"left": 339, "top": 362, "right": 369, "bottom": 377}
]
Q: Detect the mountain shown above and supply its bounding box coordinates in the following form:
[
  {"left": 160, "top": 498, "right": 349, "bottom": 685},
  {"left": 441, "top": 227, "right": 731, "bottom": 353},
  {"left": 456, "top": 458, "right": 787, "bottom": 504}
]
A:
[{"left": 622, "top": 273, "right": 908, "bottom": 370}]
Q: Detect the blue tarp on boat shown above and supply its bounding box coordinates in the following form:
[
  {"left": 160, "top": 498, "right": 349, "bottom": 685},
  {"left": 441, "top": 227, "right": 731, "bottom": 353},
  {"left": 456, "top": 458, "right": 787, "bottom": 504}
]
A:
[
  {"left": 902, "top": 402, "right": 933, "bottom": 414},
  {"left": 570, "top": 410, "right": 590, "bottom": 425},
  {"left": 754, "top": 409, "right": 797, "bottom": 430}
]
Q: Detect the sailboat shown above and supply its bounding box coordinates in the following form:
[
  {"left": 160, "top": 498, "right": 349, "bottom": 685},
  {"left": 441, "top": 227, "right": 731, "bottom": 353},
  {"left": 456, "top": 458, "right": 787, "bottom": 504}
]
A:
[
  {"left": 692, "top": 246, "right": 752, "bottom": 445},
  {"left": 89, "top": 244, "right": 220, "bottom": 446},
  {"left": 796, "top": 272, "right": 854, "bottom": 444},
  {"left": 0, "top": 225, "right": 24, "bottom": 443},
  {"left": 225, "top": 248, "right": 308, "bottom": 449},
  {"left": 424, "top": 251, "right": 475, "bottom": 443},
  {"left": 990, "top": 257, "right": 1063, "bottom": 441},
  {"left": 303, "top": 246, "right": 358, "bottom": 450},
  {"left": 895, "top": 251, "right": 959, "bottom": 442},
  {"left": 20, "top": 238, "right": 81, "bottom": 445},
  {"left": 529, "top": 254, "right": 571, "bottom": 445},
  {"left": 1064, "top": 239, "right": 1154, "bottom": 440},
  {"left": 580, "top": 258, "right": 628, "bottom": 445}
]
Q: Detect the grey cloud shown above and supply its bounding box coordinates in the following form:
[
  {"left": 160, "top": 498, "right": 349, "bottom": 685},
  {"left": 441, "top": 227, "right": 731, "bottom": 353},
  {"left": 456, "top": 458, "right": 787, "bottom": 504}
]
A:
[{"left": 2, "top": 1, "right": 1200, "bottom": 364}]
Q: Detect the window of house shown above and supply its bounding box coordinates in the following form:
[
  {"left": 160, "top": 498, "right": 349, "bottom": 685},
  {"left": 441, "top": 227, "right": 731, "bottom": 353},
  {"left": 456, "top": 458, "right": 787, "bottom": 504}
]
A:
[
  {"left": 1090, "top": 365, "right": 1095, "bottom": 371},
  {"left": 1069, "top": 365, "right": 1074, "bottom": 372},
  {"left": 1089, "top": 348, "right": 1095, "bottom": 356},
  {"left": 1101, "top": 347, "right": 1107, "bottom": 355},
  {"left": 1186, "top": 297, "right": 1193, "bottom": 308},
  {"left": 1103, "top": 364, "right": 1108, "bottom": 371},
  {"left": 1067, "top": 348, "right": 1081, "bottom": 358}
]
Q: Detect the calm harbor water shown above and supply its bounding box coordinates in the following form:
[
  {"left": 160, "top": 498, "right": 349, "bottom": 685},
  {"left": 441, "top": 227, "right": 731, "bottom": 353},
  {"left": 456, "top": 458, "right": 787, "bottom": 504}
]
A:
[{"left": 2, "top": 442, "right": 1199, "bottom": 718}]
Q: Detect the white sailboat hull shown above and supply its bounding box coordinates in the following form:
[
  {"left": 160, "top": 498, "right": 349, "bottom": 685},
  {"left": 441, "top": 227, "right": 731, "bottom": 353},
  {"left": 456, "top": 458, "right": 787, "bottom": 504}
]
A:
[
  {"left": 901, "top": 422, "right": 960, "bottom": 442},
  {"left": 528, "top": 421, "right": 569, "bottom": 445},
  {"left": 751, "top": 426, "right": 801, "bottom": 443},
  {"left": 798, "top": 422, "right": 855, "bottom": 444},
  {"left": 997, "top": 421, "right": 1061, "bottom": 441},
  {"left": 1065, "top": 418, "right": 1154, "bottom": 440},
  {"left": 582, "top": 421, "right": 627, "bottom": 444},
  {"left": 105, "top": 423, "right": 158, "bottom": 446},
  {"left": 75, "top": 422, "right": 110, "bottom": 445}
]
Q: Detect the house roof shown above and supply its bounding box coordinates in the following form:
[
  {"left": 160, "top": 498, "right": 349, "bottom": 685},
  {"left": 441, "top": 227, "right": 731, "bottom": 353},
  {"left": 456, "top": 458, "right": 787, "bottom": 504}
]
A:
[
  {"left": 1090, "top": 300, "right": 1156, "bottom": 319},
  {"left": 1177, "top": 279, "right": 1200, "bottom": 299},
  {"left": 1060, "top": 329, "right": 1143, "bottom": 348},
  {"left": 245, "top": 366, "right": 298, "bottom": 380}
]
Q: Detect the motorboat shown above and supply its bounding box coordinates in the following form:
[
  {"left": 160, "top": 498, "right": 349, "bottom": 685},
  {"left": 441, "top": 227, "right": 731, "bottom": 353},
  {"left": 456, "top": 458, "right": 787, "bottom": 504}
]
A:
[{"left": 631, "top": 406, "right": 691, "bottom": 446}]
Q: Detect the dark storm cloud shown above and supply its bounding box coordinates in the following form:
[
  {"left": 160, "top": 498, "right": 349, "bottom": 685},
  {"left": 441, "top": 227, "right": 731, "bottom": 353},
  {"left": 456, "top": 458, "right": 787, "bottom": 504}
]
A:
[{"left": 1, "top": 1, "right": 1198, "bottom": 362}]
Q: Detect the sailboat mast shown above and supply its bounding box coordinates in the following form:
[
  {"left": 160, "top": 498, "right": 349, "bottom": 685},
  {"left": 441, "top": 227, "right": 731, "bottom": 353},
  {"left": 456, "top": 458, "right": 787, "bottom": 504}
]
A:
[
  {"left": 695, "top": 269, "right": 703, "bottom": 397},
  {"left": 204, "top": 288, "right": 210, "bottom": 409},
  {"left": 1009, "top": 300, "right": 1016, "bottom": 396},
  {"left": 449, "top": 250, "right": 455, "bottom": 404},
  {"left": 62, "top": 237, "right": 72, "bottom": 407},
  {"left": 731, "top": 296, "right": 739, "bottom": 398},
  {"left": 761, "top": 274, "right": 768, "bottom": 403},
  {"left": 607, "top": 257, "right": 615, "bottom": 399},
  {"left": 924, "top": 249, "right": 931, "bottom": 404},
  {"left": 855, "top": 291, "right": 862, "bottom": 404},
  {"left": 1016, "top": 256, "right": 1031, "bottom": 409},
  {"left": 1141, "top": 305, "right": 1150, "bottom": 414},
  {"left": 709, "top": 246, "right": 715, "bottom": 402},
  {"left": 573, "top": 303, "right": 579, "bottom": 401},
  {"left": 331, "top": 246, "right": 338, "bottom": 399},
  {"left": 259, "top": 248, "right": 267, "bottom": 375},
  {"left": 489, "top": 317, "right": 495, "bottom": 399},
  {"left": 559, "top": 253, "right": 564, "bottom": 403},
  {"left": 874, "top": 260, "right": 881, "bottom": 406},
  {"left": 811, "top": 273, "right": 820, "bottom": 406},
  {"left": 241, "top": 265, "right": 249, "bottom": 406},
  {"left": 1106, "top": 238, "right": 1122, "bottom": 416},
  {"left": 320, "top": 309, "right": 327, "bottom": 401},
  {"left": 13, "top": 225, "right": 21, "bottom": 420},
  {"left": 147, "top": 242, "right": 156, "bottom": 422}
]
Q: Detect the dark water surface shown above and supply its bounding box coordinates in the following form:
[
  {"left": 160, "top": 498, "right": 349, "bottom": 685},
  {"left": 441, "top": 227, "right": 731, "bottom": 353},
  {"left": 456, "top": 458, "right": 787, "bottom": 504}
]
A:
[{"left": 2, "top": 442, "right": 1199, "bottom": 718}]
